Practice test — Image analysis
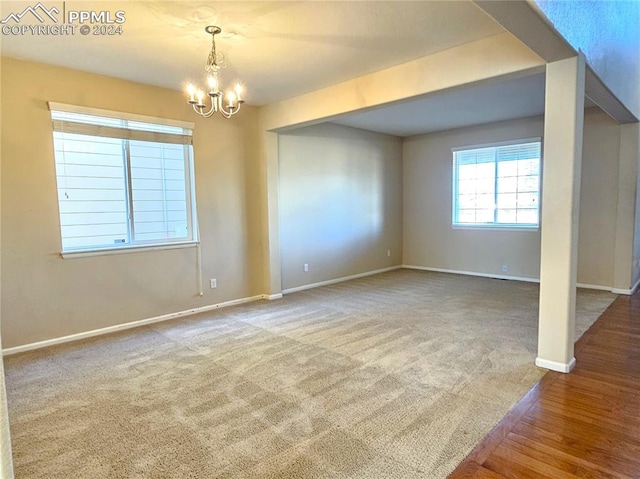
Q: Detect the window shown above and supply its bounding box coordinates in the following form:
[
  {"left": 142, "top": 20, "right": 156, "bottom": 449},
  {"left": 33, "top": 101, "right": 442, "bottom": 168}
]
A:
[
  {"left": 49, "top": 103, "right": 198, "bottom": 254},
  {"left": 452, "top": 140, "right": 541, "bottom": 228}
]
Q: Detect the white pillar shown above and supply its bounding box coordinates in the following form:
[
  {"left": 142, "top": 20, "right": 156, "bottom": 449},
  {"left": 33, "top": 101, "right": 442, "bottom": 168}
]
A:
[
  {"left": 0, "top": 91, "right": 15, "bottom": 475},
  {"left": 0, "top": 341, "right": 14, "bottom": 479},
  {"left": 537, "top": 54, "right": 586, "bottom": 373},
  {"left": 260, "top": 130, "right": 282, "bottom": 298}
]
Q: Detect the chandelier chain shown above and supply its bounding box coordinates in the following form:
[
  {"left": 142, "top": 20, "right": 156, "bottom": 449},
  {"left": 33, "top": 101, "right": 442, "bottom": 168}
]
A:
[{"left": 207, "top": 33, "right": 218, "bottom": 72}]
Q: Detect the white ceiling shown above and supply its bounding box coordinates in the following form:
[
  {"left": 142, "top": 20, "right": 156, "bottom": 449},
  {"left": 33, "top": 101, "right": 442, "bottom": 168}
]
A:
[
  {"left": 2, "top": 1, "right": 586, "bottom": 137},
  {"left": 0, "top": 1, "right": 505, "bottom": 105},
  {"left": 332, "top": 73, "right": 547, "bottom": 137}
]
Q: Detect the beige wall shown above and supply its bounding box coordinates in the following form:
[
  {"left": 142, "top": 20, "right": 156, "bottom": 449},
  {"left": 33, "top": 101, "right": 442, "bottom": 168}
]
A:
[
  {"left": 578, "top": 108, "right": 620, "bottom": 287},
  {"left": 1, "top": 57, "right": 263, "bottom": 348},
  {"left": 278, "top": 123, "right": 402, "bottom": 290},
  {"left": 403, "top": 116, "right": 544, "bottom": 279},
  {"left": 0, "top": 57, "right": 632, "bottom": 351},
  {"left": 635, "top": 183, "right": 640, "bottom": 288},
  {"left": 257, "top": 34, "right": 544, "bottom": 294},
  {"left": 631, "top": 124, "right": 640, "bottom": 287},
  {"left": 402, "top": 110, "right": 622, "bottom": 287}
]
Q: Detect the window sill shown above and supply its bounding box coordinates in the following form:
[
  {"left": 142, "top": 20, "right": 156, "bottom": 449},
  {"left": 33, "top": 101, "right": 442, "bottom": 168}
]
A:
[
  {"left": 61, "top": 241, "right": 199, "bottom": 259},
  {"left": 452, "top": 225, "right": 539, "bottom": 232}
]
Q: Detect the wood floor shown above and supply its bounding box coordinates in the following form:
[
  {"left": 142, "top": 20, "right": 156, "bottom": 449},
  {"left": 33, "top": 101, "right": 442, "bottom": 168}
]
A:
[{"left": 448, "top": 291, "right": 640, "bottom": 479}]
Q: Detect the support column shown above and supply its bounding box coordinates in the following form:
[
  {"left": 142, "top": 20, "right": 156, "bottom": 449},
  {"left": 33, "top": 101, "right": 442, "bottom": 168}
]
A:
[
  {"left": 261, "top": 130, "right": 283, "bottom": 298},
  {"left": 0, "top": 332, "right": 14, "bottom": 479},
  {"left": 537, "top": 54, "right": 586, "bottom": 373},
  {"left": 0, "top": 108, "right": 15, "bottom": 475}
]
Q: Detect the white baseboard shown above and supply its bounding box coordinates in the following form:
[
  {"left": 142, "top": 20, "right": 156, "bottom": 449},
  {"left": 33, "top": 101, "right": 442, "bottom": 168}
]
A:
[
  {"left": 282, "top": 265, "right": 402, "bottom": 295},
  {"left": 577, "top": 282, "right": 614, "bottom": 292},
  {"left": 611, "top": 277, "right": 640, "bottom": 295},
  {"left": 611, "top": 287, "right": 632, "bottom": 295},
  {"left": 402, "top": 264, "right": 539, "bottom": 284},
  {"left": 2, "top": 294, "right": 266, "bottom": 356},
  {"left": 535, "top": 356, "right": 576, "bottom": 373},
  {"left": 403, "top": 265, "right": 628, "bottom": 294},
  {"left": 3, "top": 265, "right": 630, "bottom": 356}
]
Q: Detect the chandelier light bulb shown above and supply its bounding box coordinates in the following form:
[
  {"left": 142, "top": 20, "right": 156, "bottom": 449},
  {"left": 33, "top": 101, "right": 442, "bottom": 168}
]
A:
[
  {"left": 184, "top": 26, "right": 245, "bottom": 119},
  {"left": 227, "top": 91, "right": 236, "bottom": 108},
  {"left": 186, "top": 84, "right": 196, "bottom": 103},
  {"left": 234, "top": 83, "right": 243, "bottom": 102}
]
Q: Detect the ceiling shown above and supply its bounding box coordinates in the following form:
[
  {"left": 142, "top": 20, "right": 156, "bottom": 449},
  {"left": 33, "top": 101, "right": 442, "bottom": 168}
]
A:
[
  {"left": 2, "top": 1, "right": 592, "bottom": 137},
  {"left": 0, "top": 1, "right": 505, "bottom": 105},
  {"left": 333, "top": 73, "right": 547, "bottom": 137}
]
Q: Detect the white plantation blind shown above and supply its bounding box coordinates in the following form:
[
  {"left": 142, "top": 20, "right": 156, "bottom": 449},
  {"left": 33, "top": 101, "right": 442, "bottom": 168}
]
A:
[
  {"left": 51, "top": 110, "right": 193, "bottom": 145},
  {"left": 452, "top": 140, "right": 541, "bottom": 228},
  {"left": 50, "top": 104, "right": 197, "bottom": 253}
]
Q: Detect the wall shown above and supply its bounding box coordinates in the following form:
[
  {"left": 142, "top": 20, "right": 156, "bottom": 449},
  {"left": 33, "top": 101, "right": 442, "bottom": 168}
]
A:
[
  {"left": 578, "top": 108, "right": 620, "bottom": 287},
  {"left": 279, "top": 123, "right": 402, "bottom": 291},
  {"left": 534, "top": 0, "right": 640, "bottom": 120},
  {"left": 257, "top": 34, "right": 544, "bottom": 295},
  {"left": 403, "top": 117, "right": 543, "bottom": 279},
  {"left": 636, "top": 163, "right": 640, "bottom": 288},
  {"left": 1, "top": 57, "right": 263, "bottom": 348},
  {"left": 631, "top": 124, "right": 640, "bottom": 288},
  {"left": 403, "top": 110, "right": 621, "bottom": 286}
]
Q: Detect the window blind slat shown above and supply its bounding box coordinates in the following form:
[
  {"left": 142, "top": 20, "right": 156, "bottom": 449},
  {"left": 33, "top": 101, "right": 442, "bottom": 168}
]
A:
[
  {"left": 496, "top": 142, "right": 540, "bottom": 162},
  {"left": 52, "top": 120, "right": 192, "bottom": 145}
]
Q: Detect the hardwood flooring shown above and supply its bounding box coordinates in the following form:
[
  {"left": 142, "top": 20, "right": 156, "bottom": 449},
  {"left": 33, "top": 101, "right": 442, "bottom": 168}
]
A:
[{"left": 448, "top": 291, "right": 640, "bottom": 479}]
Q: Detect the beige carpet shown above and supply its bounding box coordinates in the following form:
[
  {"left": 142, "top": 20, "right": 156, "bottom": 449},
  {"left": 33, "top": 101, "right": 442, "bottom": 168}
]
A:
[{"left": 4, "top": 269, "right": 616, "bottom": 478}]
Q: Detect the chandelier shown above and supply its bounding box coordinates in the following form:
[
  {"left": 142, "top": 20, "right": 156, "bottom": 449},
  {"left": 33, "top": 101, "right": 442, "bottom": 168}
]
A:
[{"left": 186, "top": 26, "right": 244, "bottom": 118}]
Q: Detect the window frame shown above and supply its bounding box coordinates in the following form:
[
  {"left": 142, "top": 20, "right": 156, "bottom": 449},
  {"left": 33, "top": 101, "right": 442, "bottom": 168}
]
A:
[
  {"left": 48, "top": 102, "right": 199, "bottom": 258},
  {"left": 451, "top": 138, "right": 542, "bottom": 231}
]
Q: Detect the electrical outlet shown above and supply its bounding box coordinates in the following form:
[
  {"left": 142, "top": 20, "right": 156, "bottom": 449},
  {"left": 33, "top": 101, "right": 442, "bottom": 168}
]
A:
[
  {"left": 387, "top": 249, "right": 391, "bottom": 257},
  {"left": 303, "top": 263, "right": 309, "bottom": 272},
  {"left": 501, "top": 264, "right": 508, "bottom": 273},
  {"left": 210, "top": 278, "right": 217, "bottom": 289}
]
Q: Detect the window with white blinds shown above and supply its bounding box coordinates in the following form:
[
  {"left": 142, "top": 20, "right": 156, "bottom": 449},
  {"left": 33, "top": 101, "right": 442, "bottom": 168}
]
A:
[
  {"left": 452, "top": 140, "right": 541, "bottom": 228},
  {"left": 49, "top": 104, "right": 198, "bottom": 253}
]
